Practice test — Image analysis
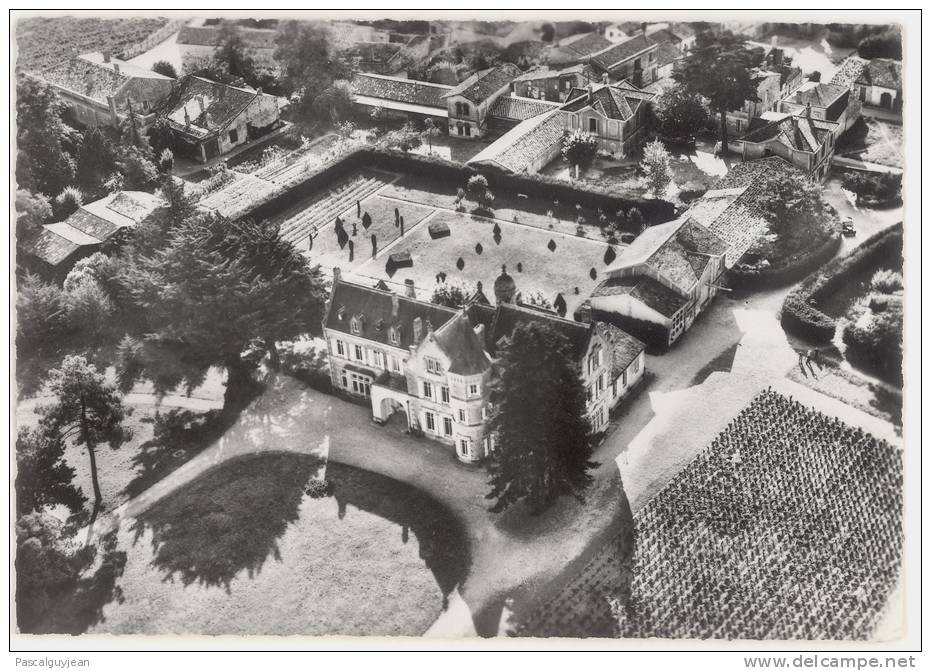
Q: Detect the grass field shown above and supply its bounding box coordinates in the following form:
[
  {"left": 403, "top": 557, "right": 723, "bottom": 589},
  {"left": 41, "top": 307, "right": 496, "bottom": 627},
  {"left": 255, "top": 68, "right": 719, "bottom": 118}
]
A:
[
  {"left": 15, "top": 16, "right": 169, "bottom": 72},
  {"left": 84, "top": 455, "right": 467, "bottom": 636},
  {"left": 353, "top": 209, "right": 615, "bottom": 315}
]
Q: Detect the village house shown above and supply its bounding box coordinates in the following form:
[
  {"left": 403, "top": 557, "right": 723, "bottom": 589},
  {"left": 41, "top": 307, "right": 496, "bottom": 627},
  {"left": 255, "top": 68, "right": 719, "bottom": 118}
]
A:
[
  {"left": 177, "top": 24, "right": 280, "bottom": 75},
  {"left": 323, "top": 268, "right": 646, "bottom": 462},
  {"left": 32, "top": 51, "right": 174, "bottom": 128},
  {"left": 583, "top": 216, "right": 727, "bottom": 347},
  {"left": 561, "top": 80, "right": 656, "bottom": 156},
  {"left": 720, "top": 68, "right": 783, "bottom": 137},
  {"left": 547, "top": 31, "right": 614, "bottom": 67},
  {"left": 444, "top": 63, "right": 523, "bottom": 139},
  {"left": 468, "top": 108, "right": 566, "bottom": 174},
  {"left": 152, "top": 75, "right": 282, "bottom": 163},
  {"left": 510, "top": 63, "right": 598, "bottom": 102},
  {"left": 485, "top": 95, "right": 563, "bottom": 134},
  {"left": 779, "top": 81, "right": 859, "bottom": 134},
  {"left": 25, "top": 191, "right": 165, "bottom": 280},
  {"left": 587, "top": 32, "right": 660, "bottom": 87},
  {"left": 350, "top": 72, "right": 452, "bottom": 124},
  {"left": 738, "top": 111, "right": 839, "bottom": 181},
  {"left": 830, "top": 56, "right": 902, "bottom": 114}
]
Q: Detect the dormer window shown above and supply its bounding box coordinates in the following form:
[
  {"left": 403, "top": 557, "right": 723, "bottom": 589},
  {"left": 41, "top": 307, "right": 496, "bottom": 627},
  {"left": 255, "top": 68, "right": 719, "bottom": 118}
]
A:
[
  {"left": 425, "top": 357, "right": 443, "bottom": 375},
  {"left": 389, "top": 326, "right": 400, "bottom": 346},
  {"left": 337, "top": 305, "right": 345, "bottom": 320},
  {"left": 375, "top": 318, "right": 384, "bottom": 331},
  {"left": 350, "top": 316, "right": 361, "bottom": 334}
]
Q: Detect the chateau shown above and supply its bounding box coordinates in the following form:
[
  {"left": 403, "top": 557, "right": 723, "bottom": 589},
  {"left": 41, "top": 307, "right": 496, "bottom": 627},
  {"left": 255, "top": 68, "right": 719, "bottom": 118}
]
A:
[{"left": 323, "top": 267, "right": 646, "bottom": 462}]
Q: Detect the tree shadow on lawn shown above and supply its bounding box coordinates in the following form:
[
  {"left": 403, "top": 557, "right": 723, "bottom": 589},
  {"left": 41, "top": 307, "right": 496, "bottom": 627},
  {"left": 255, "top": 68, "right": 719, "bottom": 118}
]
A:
[
  {"left": 130, "top": 452, "right": 326, "bottom": 592},
  {"left": 480, "top": 470, "right": 636, "bottom": 638}
]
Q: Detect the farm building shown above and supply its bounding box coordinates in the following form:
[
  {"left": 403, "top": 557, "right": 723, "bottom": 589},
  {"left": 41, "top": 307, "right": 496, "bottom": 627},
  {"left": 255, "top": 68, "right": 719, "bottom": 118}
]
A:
[
  {"left": 584, "top": 216, "right": 727, "bottom": 347},
  {"left": 779, "top": 82, "right": 859, "bottom": 134},
  {"left": 350, "top": 72, "right": 452, "bottom": 124},
  {"left": 510, "top": 63, "right": 598, "bottom": 102},
  {"left": 31, "top": 51, "right": 173, "bottom": 128},
  {"left": 486, "top": 95, "right": 562, "bottom": 134},
  {"left": 738, "top": 111, "right": 839, "bottom": 181},
  {"left": 468, "top": 109, "right": 566, "bottom": 174},
  {"left": 830, "top": 56, "right": 902, "bottom": 114},
  {"left": 443, "top": 63, "right": 522, "bottom": 139},
  {"left": 25, "top": 191, "right": 165, "bottom": 280},
  {"left": 323, "top": 268, "right": 645, "bottom": 461},
  {"left": 587, "top": 33, "right": 660, "bottom": 87},
  {"left": 152, "top": 75, "right": 282, "bottom": 163}
]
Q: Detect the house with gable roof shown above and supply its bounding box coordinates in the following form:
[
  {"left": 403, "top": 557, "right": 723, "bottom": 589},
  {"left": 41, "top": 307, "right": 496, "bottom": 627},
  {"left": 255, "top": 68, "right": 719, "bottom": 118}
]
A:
[
  {"left": 30, "top": 51, "right": 174, "bottom": 128},
  {"left": 583, "top": 217, "right": 727, "bottom": 347},
  {"left": 738, "top": 110, "right": 839, "bottom": 181},
  {"left": 547, "top": 32, "right": 614, "bottom": 67},
  {"left": 323, "top": 267, "right": 645, "bottom": 462},
  {"left": 561, "top": 80, "right": 656, "bottom": 156},
  {"left": 350, "top": 72, "right": 453, "bottom": 124},
  {"left": 830, "top": 56, "right": 902, "bottom": 114},
  {"left": 779, "top": 81, "right": 859, "bottom": 134},
  {"left": 443, "top": 63, "right": 522, "bottom": 138},
  {"left": 510, "top": 63, "right": 598, "bottom": 102},
  {"left": 152, "top": 75, "right": 282, "bottom": 163},
  {"left": 586, "top": 32, "right": 660, "bottom": 87}
]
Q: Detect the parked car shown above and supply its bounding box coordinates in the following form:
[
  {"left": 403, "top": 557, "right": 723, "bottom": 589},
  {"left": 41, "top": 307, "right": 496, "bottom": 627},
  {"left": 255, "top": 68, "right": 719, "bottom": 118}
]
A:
[{"left": 842, "top": 218, "right": 856, "bottom": 237}]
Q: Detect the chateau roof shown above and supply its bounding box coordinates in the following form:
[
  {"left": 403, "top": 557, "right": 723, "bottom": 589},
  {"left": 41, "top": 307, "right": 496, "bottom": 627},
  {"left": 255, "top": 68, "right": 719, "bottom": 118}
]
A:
[{"left": 433, "top": 311, "right": 491, "bottom": 375}]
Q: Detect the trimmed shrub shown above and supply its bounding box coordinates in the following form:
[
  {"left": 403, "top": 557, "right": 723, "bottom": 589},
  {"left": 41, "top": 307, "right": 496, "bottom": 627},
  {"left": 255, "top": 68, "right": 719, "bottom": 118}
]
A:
[
  {"left": 780, "top": 223, "right": 903, "bottom": 343},
  {"left": 842, "top": 303, "right": 903, "bottom": 386}
]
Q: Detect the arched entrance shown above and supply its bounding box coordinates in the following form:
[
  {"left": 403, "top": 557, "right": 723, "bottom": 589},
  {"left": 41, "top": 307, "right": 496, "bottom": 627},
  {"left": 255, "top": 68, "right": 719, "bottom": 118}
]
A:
[
  {"left": 378, "top": 397, "right": 408, "bottom": 430},
  {"left": 880, "top": 91, "right": 893, "bottom": 109}
]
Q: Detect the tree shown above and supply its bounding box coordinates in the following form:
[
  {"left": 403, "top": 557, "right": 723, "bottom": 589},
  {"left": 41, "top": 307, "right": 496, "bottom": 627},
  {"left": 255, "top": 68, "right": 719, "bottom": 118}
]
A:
[
  {"left": 755, "top": 169, "right": 823, "bottom": 235},
  {"left": 311, "top": 81, "right": 355, "bottom": 125},
  {"left": 562, "top": 130, "right": 599, "bottom": 178},
  {"left": 541, "top": 23, "right": 556, "bottom": 42},
  {"left": 431, "top": 281, "right": 474, "bottom": 308},
  {"left": 382, "top": 122, "right": 423, "bottom": 153},
  {"left": 147, "top": 117, "right": 175, "bottom": 158},
  {"left": 809, "top": 70, "right": 822, "bottom": 83},
  {"left": 422, "top": 118, "right": 441, "bottom": 152},
  {"left": 485, "top": 321, "right": 597, "bottom": 513},
  {"left": 38, "top": 356, "right": 129, "bottom": 522},
  {"left": 120, "top": 213, "right": 327, "bottom": 408},
  {"left": 151, "top": 60, "right": 178, "bottom": 78},
  {"left": 466, "top": 174, "right": 494, "bottom": 210},
  {"left": 215, "top": 20, "right": 258, "bottom": 83},
  {"left": 858, "top": 29, "right": 902, "bottom": 60},
  {"left": 16, "top": 427, "right": 85, "bottom": 517},
  {"left": 53, "top": 186, "right": 83, "bottom": 220},
  {"left": 673, "top": 29, "right": 762, "bottom": 152},
  {"left": 653, "top": 84, "right": 710, "bottom": 141},
  {"left": 275, "top": 21, "right": 346, "bottom": 95},
  {"left": 15, "top": 77, "right": 75, "bottom": 197},
  {"left": 15, "top": 512, "right": 81, "bottom": 632},
  {"left": 640, "top": 139, "right": 673, "bottom": 198},
  {"left": 16, "top": 274, "right": 67, "bottom": 357},
  {"left": 75, "top": 127, "right": 119, "bottom": 197},
  {"left": 117, "top": 145, "right": 160, "bottom": 191},
  {"left": 15, "top": 190, "right": 52, "bottom": 242}
]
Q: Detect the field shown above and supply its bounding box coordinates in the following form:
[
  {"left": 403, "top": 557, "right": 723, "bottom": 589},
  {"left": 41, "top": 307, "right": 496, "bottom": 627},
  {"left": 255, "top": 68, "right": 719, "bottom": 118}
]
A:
[
  {"left": 15, "top": 16, "right": 169, "bottom": 72},
  {"left": 83, "top": 456, "right": 467, "bottom": 636},
  {"left": 353, "top": 209, "right": 615, "bottom": 315},
  {"left": 522, "top": 390, "right": 903, "bottom": 639},
  {"left": 619, "top": 389, "right": 902, "bottom": 640}
]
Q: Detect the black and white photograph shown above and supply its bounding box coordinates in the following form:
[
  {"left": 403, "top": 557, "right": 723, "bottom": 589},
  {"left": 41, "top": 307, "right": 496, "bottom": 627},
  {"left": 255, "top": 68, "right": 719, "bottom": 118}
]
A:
[{"left": 8, "top": 6, "right": 921, "bottom": 660}]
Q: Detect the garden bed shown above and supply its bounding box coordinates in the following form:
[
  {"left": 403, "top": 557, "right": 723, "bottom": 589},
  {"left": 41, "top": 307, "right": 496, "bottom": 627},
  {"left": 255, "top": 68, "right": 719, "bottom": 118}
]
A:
[{"left": 781, "top": 223, "right": 903, "bottom": 342}]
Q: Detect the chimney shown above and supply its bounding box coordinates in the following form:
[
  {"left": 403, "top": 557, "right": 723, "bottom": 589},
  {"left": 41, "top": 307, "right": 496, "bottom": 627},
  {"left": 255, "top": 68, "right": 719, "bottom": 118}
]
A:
[
  {"left": 602, "top": 72, "right": 609, "bottom": 85},
  {"left": 404, "top": 278, "right": 416, "bottom": 298},
  {"left": 771, "top": 36, "right": 778, "bottom": 49},
  {"left": 113, "top": 62, "right": 120, "bottom": 75},
  {"left": 184, "top": 106, "right": 191, "bottom": 127},
  {"left": 805, "top": 102, "right": 812, "bottom": 118},
  {"left": 103, "top": 50, "right": 111, "bottom": 63},
  {"left": 425, "top": 320, "right": 434, "bottom": 335},
  {"left": 413, "top": 317, "right": 423, "bottom": 343},
  {"left": 198, "top": 95, "right": 206, "bottom": 114},
  {"left": 576, "top": 300, "right": 593, "bottom": 324},
  {"left": 391, "top": 292, "right": 399, "bottom": 317},
  {"left": 641, "top": 22, "right": 647, "bottom": 36},
  {"left": 474, "top": 323, "right": 485, "bottom": 341},
  {"left": 332, "top": 266, "right": 342, "bottom": 283},
  {"left": 587, "top": 82, "right": 594, "bottom": 101},
  {"left": 256, "top": 87, "right": 262, "bottom": 96}
]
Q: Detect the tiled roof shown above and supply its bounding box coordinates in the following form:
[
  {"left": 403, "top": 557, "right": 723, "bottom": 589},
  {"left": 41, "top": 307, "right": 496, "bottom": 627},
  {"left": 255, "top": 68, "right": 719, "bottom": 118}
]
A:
[
  {"left": 467, "top": 109, "right": 565, "bottom": 173},
  {"left": 606, "top": 217, "right": 726, "bottom": 294},
  {"left": 29, "top": 227, "right": 86, "bottom": 267},
  {"left": 489, "top": 95, "right": 561, "bottom": 121},
  {"left": 829, "top": 56, "right": 868, "bottom": 88},
  {"left": 38, "top": 57, "right": 130, "bottom": 104},
  {"left": 325, "top": 279, "right": 458, "bottom": 350},
  {"left": 177, "top": 25, "right": 278, "bottom": 49},
  {"left": 350, "top": 73, "right": 451, "bottom": 109},
  {"left": 654, "top": 40, "right": 683, "bottom": 69},
  {"left": 591, "top": 275, "right": 689, "bottom": 318},
  {"left": 433, "top": 311, "right": 491, "bottom": 375},
  {"left": 784, "top": 82, "right": 848, "bottom": 108},
  {"left": 444, "top": 63, "right": 522, "bottom": 104},
  {"left": 154, "top": 75, "right": 259, "bottom": 138},
  {"left": 685, "top": 156, "right": 807, "bottom": 267},
  {"left": 740, "top": 113, "right": 838, "bottom": 153},
  {"left": 558, "top": 32, "right": 613, "bottom": 58},
  {"left": 590, "top": 34, "right": 656, "bottom": 72},
  {"left": 648, "top": 29, "right": 683, "bottom": 47},
  {"left": 594, "top": 321, "right": 645, "bottom": 375},
  {"left": 488, "top": 302, "right": 591, "bottom": 360},
  {"left": 345, "top": 41, "right": 402, "bottom": 64},
  {"left": 78, "top": 52, "right": 174, "bottom": 81},
  {"left": 858, "top": 58, "right": 902, "bottom": 90},
  {"left": 562, "top": 82, "right": 655, "bottom": 121}
]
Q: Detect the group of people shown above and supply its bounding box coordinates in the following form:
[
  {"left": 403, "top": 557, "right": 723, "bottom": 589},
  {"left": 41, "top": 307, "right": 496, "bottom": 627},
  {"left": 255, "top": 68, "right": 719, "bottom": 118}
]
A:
[
  {"left": 618, "top": 388, "right": 903, "bottom": 640},
  {"left": 798, "top": 348, "right": 825, "bottom": 376}
]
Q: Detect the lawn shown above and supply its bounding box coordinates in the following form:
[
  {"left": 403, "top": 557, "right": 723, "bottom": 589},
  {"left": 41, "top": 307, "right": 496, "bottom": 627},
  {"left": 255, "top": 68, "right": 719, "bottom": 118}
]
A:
[
  {"left": 379, "top": 173, "right": 611, "bottom": 239},
  {"left": 80, "top": 455, "right": 467, "bottom": 636},
  {"left": 15, "top": 16, "right": 169, "bottom": 72},
  {"left": 353, "top": 209, "right": 615, "bottom": 315},
  {"left": 307, "top": 195, "right": 435, "bottom": 270},
  {"left": 617, "top": 389, "right": 902, "bottom": 639}
]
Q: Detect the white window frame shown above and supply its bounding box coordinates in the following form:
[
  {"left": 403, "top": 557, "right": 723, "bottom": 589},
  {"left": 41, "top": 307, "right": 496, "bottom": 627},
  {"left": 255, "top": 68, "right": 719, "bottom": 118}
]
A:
[
  {"left": 335, "top": 339, "right": 345, "bottom": 357},
  {"left": 441, "top": 386, "right": 450, "bottom": 404},
  {"left": 458, "top": 408, "right": 466, "bottom": 423},
  {"left": 468, "top": 382, "right": 479, "bottom": 397},
  {"left": 425, "top": 411, "right": 435, "bottom": 432},
  {"left": 443, "top": 417, "right": 453, "bottom": 436},
  {"left": 354, "top": 344, "right": 364, "bottom": 361},
  {"left": 423, "top": 381, "right": 433, "bottom": 399}
]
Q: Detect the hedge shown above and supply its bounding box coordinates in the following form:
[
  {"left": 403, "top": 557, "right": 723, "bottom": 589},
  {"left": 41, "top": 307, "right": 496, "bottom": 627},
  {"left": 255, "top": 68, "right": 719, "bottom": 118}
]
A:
[
  {"left": 238, "top": 146, "right": 677, "bottom": 229},
  {"left": 729, "top": 228, "right": 843, "bottom": 290},
  {"left": 780, "top": 223, "right": 903, "bottom": 343}
]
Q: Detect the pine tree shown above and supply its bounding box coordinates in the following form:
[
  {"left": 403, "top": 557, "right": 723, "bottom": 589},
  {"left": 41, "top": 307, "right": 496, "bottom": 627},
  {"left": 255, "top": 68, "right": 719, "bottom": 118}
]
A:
[
  {"left": 485, "top": 321, "right": 598, "bottom": 513},
  {"left": 15, "top": 427, "right": 86, "bottom": 517}
]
